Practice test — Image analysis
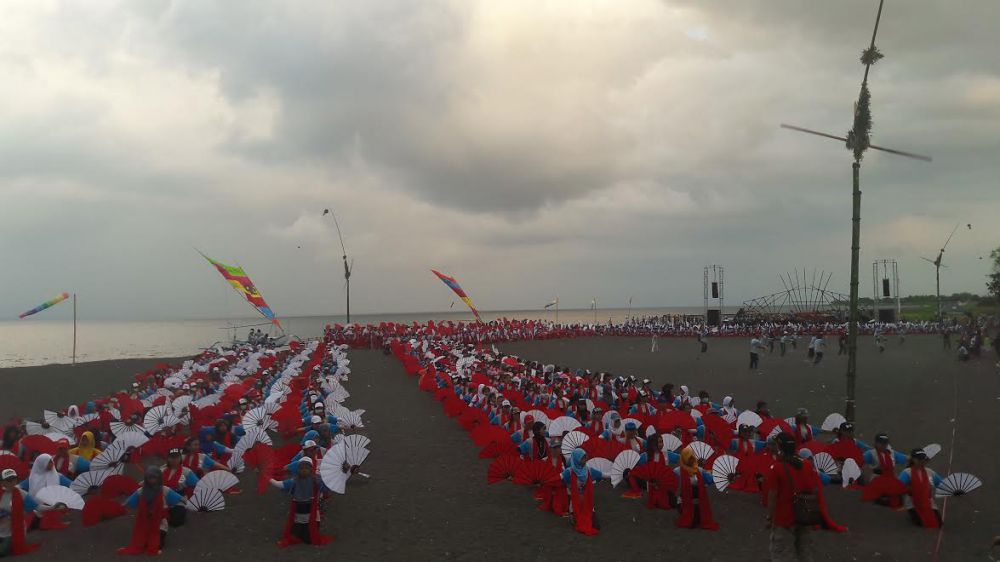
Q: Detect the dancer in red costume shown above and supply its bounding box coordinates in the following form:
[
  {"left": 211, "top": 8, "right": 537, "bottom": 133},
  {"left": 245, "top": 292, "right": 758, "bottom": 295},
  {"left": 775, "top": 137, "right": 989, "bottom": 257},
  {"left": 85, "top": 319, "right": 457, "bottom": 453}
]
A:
[
  {"left": 270, "top": 458, "right": 332, "bottom": 548},
  {"left": 674, "top": 446, "right": 718, "bottom": 530},
  {"left": 118, "top": 467, "right": 185, "bottom": 556},
  {"left": 766, "top": 433, "right": 845, "bottom": 561},
  {"left": 561, "top": 449, "right": 602, "bottom": 536},
  {"left": 899, "top": 449, "right": 943, "bottom": 528},
  {"left": 0, "top": 469, "right": 40, "bottom": 557}
]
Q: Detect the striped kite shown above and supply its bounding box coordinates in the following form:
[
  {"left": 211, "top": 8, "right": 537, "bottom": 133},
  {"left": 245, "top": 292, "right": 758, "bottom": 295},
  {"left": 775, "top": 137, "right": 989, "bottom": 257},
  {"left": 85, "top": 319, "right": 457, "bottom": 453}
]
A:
[
  {"left": 431, "top": 269, "right": 482, "bottom": 322},
  {"left": 199, "top": 251, "right": 281, "bottom": 327},
  {"left": 19, "top": 293, "right": 70, "bottom": 319}
]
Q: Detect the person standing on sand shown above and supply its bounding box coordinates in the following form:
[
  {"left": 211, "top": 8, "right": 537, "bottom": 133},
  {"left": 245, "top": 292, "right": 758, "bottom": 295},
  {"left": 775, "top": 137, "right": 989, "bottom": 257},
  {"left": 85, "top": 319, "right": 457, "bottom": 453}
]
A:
[
  {"left": 779, "top": 332, "right": 789, "bottom": 357},
  {"left": 812, "top": 335, "right": 826, "bottom": 365},
  {"left": 750, "top": 335, "right": 766, "bottom": 370},
  {"left": 651, "top": 333, "right": 658, "bottom": 353},
  {"left": 698, "top": 331, "right": 709, "bottom": 354},
  {"left": 119, "top": 467, "right": 185, "bottom": 556}
]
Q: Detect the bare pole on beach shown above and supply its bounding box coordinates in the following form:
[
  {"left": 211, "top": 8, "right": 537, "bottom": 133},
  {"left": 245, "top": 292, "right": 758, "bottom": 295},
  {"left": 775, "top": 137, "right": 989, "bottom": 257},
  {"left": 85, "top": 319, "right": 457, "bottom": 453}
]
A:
[
  {"left": 781, "top": 0, "right": 931, "bottom": 422},
  {"left": 72, "top": 293, "right": 77, "bottom": 366},
  {"left": 323, "top": 208, "right": 353, "bottom": 324}
]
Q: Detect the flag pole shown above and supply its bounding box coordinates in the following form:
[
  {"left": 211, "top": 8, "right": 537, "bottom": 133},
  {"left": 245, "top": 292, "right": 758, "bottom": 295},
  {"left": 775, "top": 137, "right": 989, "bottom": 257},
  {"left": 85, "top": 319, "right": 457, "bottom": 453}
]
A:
[
  {"left": 555, "top": 297, "right": 559, "bottom": 325},
  {"left": 72, "top": 293, "right": 77, "bottom": 366}
]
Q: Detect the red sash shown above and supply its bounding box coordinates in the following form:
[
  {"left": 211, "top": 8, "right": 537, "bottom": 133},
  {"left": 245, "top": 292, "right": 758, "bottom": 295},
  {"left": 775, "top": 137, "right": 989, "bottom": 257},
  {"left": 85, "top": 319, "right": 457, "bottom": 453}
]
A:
[
  {"left": 277, "top": 481, "right": 332, "bottom": 548},
  {"left": 676, "top": 471, "right": 719, "bottom": 530},
  {"left": 117, "top": 492, "right": 166, "bottom": 555},
  {"left": 568, "top": 471, "right": 598, "bottom": 536},
  {"left": 908, "top": 468, "right": 940, "bottom": 528},
  {"left": 163, "top": 467, "right": 184, "bottom": 492},
  {"left": 0, "top": 488, "right": 39, "bottom": 555}
]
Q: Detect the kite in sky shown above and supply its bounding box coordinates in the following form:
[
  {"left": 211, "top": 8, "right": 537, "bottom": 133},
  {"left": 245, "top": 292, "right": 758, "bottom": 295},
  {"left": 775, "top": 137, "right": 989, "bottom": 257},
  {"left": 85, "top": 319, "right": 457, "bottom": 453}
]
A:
[
  {"left": 19, "top": 292, "right": 70, "bottom": 319},
  {"left": 432, "top": 269, "right": 482, "bottom": 322},
  {"left": 199, "top": 251, "right": 281, "bottom": 326}
]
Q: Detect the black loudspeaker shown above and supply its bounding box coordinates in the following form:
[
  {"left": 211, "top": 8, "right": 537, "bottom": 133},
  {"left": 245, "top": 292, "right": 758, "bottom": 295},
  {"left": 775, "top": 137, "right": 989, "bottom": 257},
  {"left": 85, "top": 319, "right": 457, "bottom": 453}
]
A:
[
  {"left": 706, "top": 309, "right": 721, "bottom": 326},
  {"left": 882, "top": 279, "right": 891, "bottom": 297},
  {"left": 711, "top": 282, "right": 719, "bottom": 298},
  {"left": 877, "top": 308, "right": 896, "bottom": 322}
]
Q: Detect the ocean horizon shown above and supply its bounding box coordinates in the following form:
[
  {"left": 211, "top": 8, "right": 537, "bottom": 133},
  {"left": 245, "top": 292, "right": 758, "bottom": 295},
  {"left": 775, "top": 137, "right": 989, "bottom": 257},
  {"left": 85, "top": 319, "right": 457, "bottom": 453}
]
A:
[{"left": 0, "top": 306, "right": 741, "bottom": 368}]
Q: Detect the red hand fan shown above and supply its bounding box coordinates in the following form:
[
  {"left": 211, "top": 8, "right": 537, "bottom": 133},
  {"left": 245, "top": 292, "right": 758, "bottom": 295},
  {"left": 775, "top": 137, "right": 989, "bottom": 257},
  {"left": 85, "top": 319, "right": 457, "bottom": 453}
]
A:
[
  {"left": 513, "top": 460, "right": 562, "bottom": 487},
  {"left": 479, "top": 440, "right": 517, "bottom": 459},
  {"left": 630, "top": 461, "right": 678, "bottom": 489},
  {"left": 487, "top": 454, "right": 522, "bottom": 484},
  {"left": 99, "top": 474, "right": 140, "bottom": 499}
]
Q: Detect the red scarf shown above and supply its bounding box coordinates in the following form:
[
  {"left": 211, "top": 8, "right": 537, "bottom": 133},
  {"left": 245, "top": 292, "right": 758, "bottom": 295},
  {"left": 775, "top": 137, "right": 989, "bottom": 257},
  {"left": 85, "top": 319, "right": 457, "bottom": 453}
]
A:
[
  {"left": 52, "top": 454, "right": 73, "bottom": 477},
  {"left": 676, "top": 471, "right": 719, "bottom": 530},
  {"left": 162, "top": 467, "right": 184, "bottom": 492},
  {"left": 908, "top": 467, "right": 940, "bottom": 528},
  {"left": 0, "top": 488, "right": 39, "bottom": 555},
  {"left": 182, "top": 453, "right": 202, "bottom": 475},
  {"left": 568, "top": 471, "right": 598, "bottom": 536},
  {"left": 876, "top": 449, "right": 895, "bottom": 473},
  {"left": 794, "top": 423, "right": 813, "bottom": 445},
  {"left": 277, "top": 481, "right": 332, "bottom": 548},
  {"left": 734, "top": 438, "right": 755, "bottom": 458},
  {"left": 117, "top": 490, "right": 166, "bottom": 555}
]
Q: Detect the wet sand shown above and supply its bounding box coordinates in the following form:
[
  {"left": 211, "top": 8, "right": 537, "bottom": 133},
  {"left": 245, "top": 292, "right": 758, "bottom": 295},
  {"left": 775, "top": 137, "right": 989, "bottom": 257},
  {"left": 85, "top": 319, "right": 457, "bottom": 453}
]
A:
[{"left": 3, "top": 336, "right": 997, "bottom": 561}]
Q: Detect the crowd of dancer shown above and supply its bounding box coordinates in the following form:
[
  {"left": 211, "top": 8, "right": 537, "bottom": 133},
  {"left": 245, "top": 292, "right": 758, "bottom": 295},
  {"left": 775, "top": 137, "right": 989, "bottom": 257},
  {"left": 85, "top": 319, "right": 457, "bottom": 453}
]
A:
[
  {"left": 383, "top": 334, "right": 981, "bottom": 560},
  {"left": 0, "top": 338, "right": 369, "bottom": 556},
  {"left": 320, "top": 317, "right": 955, "bottom": 349}
]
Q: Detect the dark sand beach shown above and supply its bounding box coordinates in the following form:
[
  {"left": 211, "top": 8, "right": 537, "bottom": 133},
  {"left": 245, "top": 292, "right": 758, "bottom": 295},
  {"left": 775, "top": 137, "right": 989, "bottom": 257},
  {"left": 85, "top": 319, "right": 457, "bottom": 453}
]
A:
[{"left": 2, "top": 335, "right": 997, "bottom": 561}]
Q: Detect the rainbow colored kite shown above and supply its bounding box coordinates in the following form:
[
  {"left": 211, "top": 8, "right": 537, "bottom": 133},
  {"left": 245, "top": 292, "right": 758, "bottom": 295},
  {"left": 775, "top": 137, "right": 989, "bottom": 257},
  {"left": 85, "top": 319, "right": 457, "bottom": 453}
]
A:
[
  {"left": 432, "top": 269, "right": 482, "bottom": 322},
  {"left": 199, "top": 252, "right": 281, "bottom": 326},
  {"left": 19, "top": 293, "right": 70, "bottom": 319}
]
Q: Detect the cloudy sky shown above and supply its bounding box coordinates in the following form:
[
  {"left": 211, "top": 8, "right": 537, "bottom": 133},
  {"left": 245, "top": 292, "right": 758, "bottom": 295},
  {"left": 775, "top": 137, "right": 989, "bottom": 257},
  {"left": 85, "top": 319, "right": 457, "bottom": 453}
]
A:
[{"left": 2, "top": 0, "right": 998, "bottom": 321}]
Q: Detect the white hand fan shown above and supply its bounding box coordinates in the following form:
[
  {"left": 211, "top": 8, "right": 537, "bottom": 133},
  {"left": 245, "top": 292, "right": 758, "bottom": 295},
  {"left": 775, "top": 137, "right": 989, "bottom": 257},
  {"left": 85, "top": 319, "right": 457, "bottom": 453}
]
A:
[
  {"left": 44, "top": 431, "right": 75, "bottom": 445},
  {"left": 343, "top": 434, "right": 371, "bottom": 452},
  {"left": 783, "top": 417, "right": 796, "bottom": 427},
  {"left": 661, "top": 433, "right": 683, "bottom": 453},
  {"left": 549, "top": 416, "right": 580, "bottom": 437},
  {"left": 241, "top": 407, "right": 272, "bottom": 430},
  {"left": 609, "top": 450, "right": 641, "bottom": 488},
  {"left": 325, "top": 386, "right": 350, "bottom": 405},
  {"left": 242, "top": 427, "right": 273, "bottom": 447},
  {"left": 821, "top": 413, "right": 846, "bottom": 432},
  {"left": 689, "top": 397, "right": 702, "bottom": 407},
  {"left": 337, "top": 411, "right": 364, "bottom": 430},
  {"left": 90, "top": 440, "right": 130, "bottom": 471},
  {"left": 227, "top": 452, "right": 245, "bottom": 473},
  {"left": 936, "top": 473, "right": 982, "bottom": 497},
  {"left": 711, "top": 454, "right": 740, "bottom": 492},
  {"left": 163, "top": 377, "right": 183, "bottom": 389},
  {"left": 811, "top": 452, "right": 839, "bottom": 476},
  {"left": 560, "top": 431, "right": 590, "bottom": 458},
  {"left": 24, "top": 421, "right": 46, "bottom": 436},
  {"left": 841, "top": 458, "right": 861, "bottom": 488},
  {"left": 195, "top": 470, "right": 239, "bottom": 493},
  {"left": 923, "top": 443, "right": 942, "bottom": 459},
  {"left": 186, "top": 487, "right": 225, "bottom": 512},
  {"left": 72, "top": 413, "right": 100, "bottom": 427},
  {"left": 689, "top": 441, "right": 715, "bottom": 461},
  {"left": 109, "top": 421, "right": 144, "bottom": 439},
  {"left": 767, "top": 425, "right": 783, "bottom": 441},
  {"left": 116, "top": 431, "right": 150, "bottom": 450},
  {"left": 193, "top": 394, "right": 221, "bottom": 408},
  {"left": 601, "top": 410, "right": 620, "bottom": 431},
  {"left": 525, "top": 410, "right": 551, "bottom": 428},
  {"left": 722, "top": 411, "right": 738, "bottom": 424},
  {"left": 644, "top": 425, "right": 657, "bottom": 438},
  {"left": 170, "top": 395, "right": 193, "bottom": 416},
  {"left": 143, "top": 405, "right": 173, "bottom": 434},
  {"left": 622, "top": 418, "right": 643, "bottom": 431},
  {"left": 35, "top": 486, "right": 85, "bottom": 510},
  {"left": 319, "top": 442, "right": 349, "bottom": 494},
  {"left": 689, "top": 410, "right": 702, "bottom": 420},
  {"left": 43, "top": 410, "right": 63, "bottom": 425},
  {"left": 345, "top": 441, "right": 370, "bottom": 468},
  {"left": 70, "top": 468, "right": 116, "bottom": 495},
  {"left": 586, "top": 457, "right": 613, "bottom": 480}
]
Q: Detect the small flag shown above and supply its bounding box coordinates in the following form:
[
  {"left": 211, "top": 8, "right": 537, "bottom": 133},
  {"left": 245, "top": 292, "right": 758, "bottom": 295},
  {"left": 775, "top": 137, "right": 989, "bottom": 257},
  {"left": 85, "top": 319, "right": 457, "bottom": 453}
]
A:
[{"left": 544, "top": 298, "right": 559, "bottom": 309}]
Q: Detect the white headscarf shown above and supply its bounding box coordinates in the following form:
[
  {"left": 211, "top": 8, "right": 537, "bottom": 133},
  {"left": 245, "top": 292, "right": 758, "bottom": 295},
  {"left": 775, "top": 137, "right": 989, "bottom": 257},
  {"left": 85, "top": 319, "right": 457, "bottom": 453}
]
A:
[{"left": 28, "top": 453, "right": 61, "bottom": 494}]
